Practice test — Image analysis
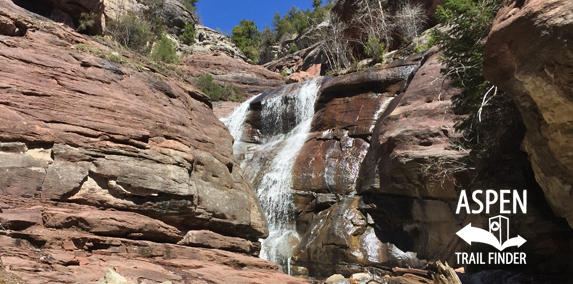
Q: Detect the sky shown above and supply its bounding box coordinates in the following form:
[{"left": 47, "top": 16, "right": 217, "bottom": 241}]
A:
[{"left": 196, "top": 0, "right": 315, "bottom": 35}]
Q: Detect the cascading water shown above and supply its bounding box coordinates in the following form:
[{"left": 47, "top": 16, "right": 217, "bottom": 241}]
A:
[
  {"left": 221, "top": 95, "right": 257, "bottom": 153},
  {"left": 223, "top": 78, "right": 322, "bottom": 273}
]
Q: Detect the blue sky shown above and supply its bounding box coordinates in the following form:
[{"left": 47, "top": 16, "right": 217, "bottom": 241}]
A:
[{"left": 196, "top": 0, "right": 315, "bottom": 35}]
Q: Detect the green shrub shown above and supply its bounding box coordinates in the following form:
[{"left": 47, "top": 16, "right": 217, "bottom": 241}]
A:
[
  {"left": 413, "top": 39, "right": 434, "bottom": 53},
  {"left": 152, "top": 35, "right": 179, "bottom": 64},
  {"left": 107, "top": 12, "right": 154, "bottom": 54},
  {"left": 288, "top": 44, "right": 299, "bottom": 54},
  {"left": 194, "top": 74, "right": 246, "bottom": 102},
  {"left": 77, "top": 12, "right": 95, "bottom": 33},
  {"left": 364, "top": 36, "right": 386, "bottom": 62},
  {"left": 280, "top": 71, "right": 288, "bottom": 77},
  {"left": 179, "top": 23, "right": 196, "bottom": 45}
]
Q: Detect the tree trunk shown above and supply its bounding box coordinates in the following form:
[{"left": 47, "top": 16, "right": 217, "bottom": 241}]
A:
[{"left": 432, "top": 261, "right": 462, "bottom": 284}]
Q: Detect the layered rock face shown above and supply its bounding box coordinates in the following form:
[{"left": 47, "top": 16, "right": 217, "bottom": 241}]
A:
[
  {"left": 181, "top": 52, "right": 286, "bottom": 97},
  {"left": 228, "top": 49, "right": 471, "bottom": 277},
  {"left": 0, "top": 195, "right": 308, "bottom": 284},
  {"left": 5, "top": 0, "right": 104, "bottom": 34},
  {"left": 0, "top": 3, "right": 312, "bottom": 284},
  {"left": 0, "top": 4, "right": 266, "bottom": 241},
  {"left": 483, "top": 0, "right": 573, "bottom": 228},
  {"left": 192, "top": 25, "right": 248, "bottom": 61},
  {"left": 181, "top": 24, "right": 287, "bottom": 98},
  {"left": 290, "top": 50, "right": 470, "bottom": 276}
]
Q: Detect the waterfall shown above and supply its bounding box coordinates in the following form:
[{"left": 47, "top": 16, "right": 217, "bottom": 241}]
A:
[
  {"left": 223, "top": 78, "right": 321, "bottom": 273},
  {"left": 221, "top": 95, "right": 257, "bottom": 154}
]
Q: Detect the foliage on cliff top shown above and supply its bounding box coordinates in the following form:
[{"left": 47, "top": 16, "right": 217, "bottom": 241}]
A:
[
  {"left": 232, "top": 19, "right": 262, "bottom": 62},
  {"left": 432, "top": 0, "right": 520, "bottom": 152},
  {"left": 194, "top": 74, "right": 246, "bottom": 102},
  {"left": 181, "top": 0, "right": 199, "bottom": 13},
  {"left": 272, "top": 1, "right": 334, "bottom": 41},
  {"left": 179, "top": 23, "right": 196, "bottom": 45}
]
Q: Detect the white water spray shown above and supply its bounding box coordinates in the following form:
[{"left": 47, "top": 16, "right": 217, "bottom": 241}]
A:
[
  {"left": 221, "top": 95, "right": 257, "bottom": 153},
  {"left": 223, "top": 79, "right": 321, "bottom": 272}
]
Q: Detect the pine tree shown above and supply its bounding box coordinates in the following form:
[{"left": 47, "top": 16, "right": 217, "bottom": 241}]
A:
[
  {"left": 232, "top": 19, "right": 262, "bottom": 62},
  {"left": 432, "top": 0, "right": 517, "bottom": 148}
]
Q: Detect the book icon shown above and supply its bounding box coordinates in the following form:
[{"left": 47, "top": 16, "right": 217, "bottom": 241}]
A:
[{"left": 489, "top": 215, "right": 509, "bottom": 245}]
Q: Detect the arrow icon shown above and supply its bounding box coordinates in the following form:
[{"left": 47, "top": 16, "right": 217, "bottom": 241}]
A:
[{"left": 456, "top": 223, "right": 526, "bottom": 251}]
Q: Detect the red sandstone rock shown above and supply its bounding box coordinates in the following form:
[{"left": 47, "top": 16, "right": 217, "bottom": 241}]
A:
[
  {"left": 0, "top": 0, "right": 267, "bottom": 242},
  {"left": 0, "top": 195, "right": 308, "bottom": 284},
  {"left": 0, "top": 209, "right": 42, "bottom": 231},
  {"left": 359, "top": 52, "right": 465, "bottom": 200},
  {"left": 178, "top": 230, "right": 258, "bottom": 255},
  {"left": 355, "top": 53, "right": 468, "bottom": 264},
  {"left": 483, "top": 0, "right": 573, "bottom": 228},
  {"left": 181, "top": 52, "right": 286, "bottom": 97},
  {"left": 287, "top": 64, "right": 322, "bottom": 84},
  {"left": 292, "top": 59, "right": 424, "bottom": 196},
  {"left": 42, "top": 208, "right": 183, "bottom": 243}
]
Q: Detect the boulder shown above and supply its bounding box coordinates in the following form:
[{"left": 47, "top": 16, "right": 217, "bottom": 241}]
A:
[
  {"left": 287, "top": 63, "right": 322, "bottom": 84},
  {"left": 42, "top": 209, "right": 183, "bottom": 243},
  {"left": 97, "top": 268, "right": 135, "bottom": 284},
  {"left": 483, "top": 0, "right": 573, "bottom": 228},
  {"left": 177, "top": 230, "right": 258, "bottom": 255},
  {"left": 324, "top": 274, "right": 345, "bottom": 283},
  {"left": 358, "top": 52, "right": 467, "bottom": 200}
]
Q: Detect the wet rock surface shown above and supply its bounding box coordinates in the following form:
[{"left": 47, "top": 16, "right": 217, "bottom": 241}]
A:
[
  {"left": 289, "top": 51, "right": 470, "bottom": 275},
  {"left": 231, "top": 49, "right": 473, "bottom": 277}
]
